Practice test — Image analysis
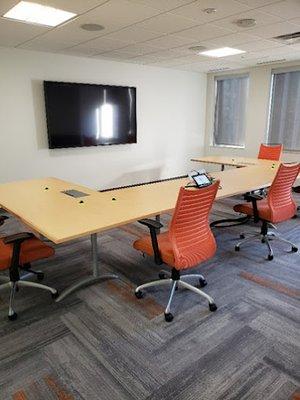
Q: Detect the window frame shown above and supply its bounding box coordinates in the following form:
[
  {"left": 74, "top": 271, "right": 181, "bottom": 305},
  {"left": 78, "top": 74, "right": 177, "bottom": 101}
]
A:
[
  {"left": 211, "top": 73, "right": 249, "bottom": 149},
  {"left": 266, "top": 66, "right": 300, "bottom": 153}
]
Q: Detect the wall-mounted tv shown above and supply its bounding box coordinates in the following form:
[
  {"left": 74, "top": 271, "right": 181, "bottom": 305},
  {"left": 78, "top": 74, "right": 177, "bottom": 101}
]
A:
[{"left": 44, "top": 81, "right": 137, "bottom": 149}]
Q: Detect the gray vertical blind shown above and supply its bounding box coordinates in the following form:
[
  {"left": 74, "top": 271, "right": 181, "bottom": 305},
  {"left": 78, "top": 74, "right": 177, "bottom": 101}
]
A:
[
  {"left": 213, "top": 75, "right": 248, "bottom": 147},
  {"left": 268, "top": 70, "right": 300, "bottom": 151}
]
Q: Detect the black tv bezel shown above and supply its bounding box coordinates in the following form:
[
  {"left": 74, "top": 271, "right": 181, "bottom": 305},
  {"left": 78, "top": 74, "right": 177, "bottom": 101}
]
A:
[{"left": 44, "top": 80, "right": 137, "bottom": 149}]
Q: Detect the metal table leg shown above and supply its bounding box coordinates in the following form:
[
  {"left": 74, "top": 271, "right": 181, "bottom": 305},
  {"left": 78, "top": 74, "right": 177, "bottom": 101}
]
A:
[{"left": 56, "top": 233, "right": 118, "bottom": 302}]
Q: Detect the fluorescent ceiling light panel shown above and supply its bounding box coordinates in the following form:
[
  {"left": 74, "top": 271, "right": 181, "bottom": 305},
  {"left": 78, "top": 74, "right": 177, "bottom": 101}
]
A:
[
  {"left": 200, "top": 47, "right": 245, "bottom": 58},
  {"left": 3, "top": 1, "right": 76, "bottom": 27}
]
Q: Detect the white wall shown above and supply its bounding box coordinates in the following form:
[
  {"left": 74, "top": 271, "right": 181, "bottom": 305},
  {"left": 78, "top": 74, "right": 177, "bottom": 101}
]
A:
[
  {"left": 205, "top": 61, "right": 300, "bottom": 166},
  {"left": 0, "top": 47, "right": 207, "bottom": 189}
]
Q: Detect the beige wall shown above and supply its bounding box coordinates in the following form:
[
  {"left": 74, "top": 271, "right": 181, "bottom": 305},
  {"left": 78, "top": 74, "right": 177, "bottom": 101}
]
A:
[
  {"left": 205, "top": 61, "right": 300, "bottom": 167},
  {"left": 0, "top": 47, "right": 207, "bottom": 189}
]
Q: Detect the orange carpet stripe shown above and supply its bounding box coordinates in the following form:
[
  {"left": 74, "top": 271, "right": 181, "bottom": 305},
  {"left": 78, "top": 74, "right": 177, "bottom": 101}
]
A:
[
  {"left": 44, "top": 375, "right": 74, "bottom": 400},
  {"left": 240, "top": 271, "right": 300, "bottom": 299},
  {"left": 106, "top": 280, "right": 164, "bottom": 320},
  {"left": 12, "top": 391, "right": 28, "bottom": 400}
]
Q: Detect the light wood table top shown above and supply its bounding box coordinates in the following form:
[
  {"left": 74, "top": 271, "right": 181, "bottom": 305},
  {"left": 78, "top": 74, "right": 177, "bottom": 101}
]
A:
[
  {"left": 0, "top": 162, "right": 281, "bottom": 244},
  {"left": 191, "top": 155, "right": 280, "bottom": 167}
]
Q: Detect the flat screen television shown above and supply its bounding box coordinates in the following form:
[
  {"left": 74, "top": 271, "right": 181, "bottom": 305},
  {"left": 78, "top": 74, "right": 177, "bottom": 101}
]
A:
[{"left": 44, "top": 81, "right": 137, "bottom": 148}]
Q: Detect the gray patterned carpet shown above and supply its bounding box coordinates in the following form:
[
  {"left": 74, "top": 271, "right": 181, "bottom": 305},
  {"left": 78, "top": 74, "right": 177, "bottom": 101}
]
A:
[{"left": 0, "top": 193, "right": 299, "bottom": 400}]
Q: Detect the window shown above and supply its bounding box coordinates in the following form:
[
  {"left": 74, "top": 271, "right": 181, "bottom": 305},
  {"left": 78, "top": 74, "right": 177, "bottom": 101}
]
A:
[
  {"left": 213, "top": 75, "right": 249, "bottom": 147},
  {"left": 268, "top": 70, "right": 300, "bottom": 151}
]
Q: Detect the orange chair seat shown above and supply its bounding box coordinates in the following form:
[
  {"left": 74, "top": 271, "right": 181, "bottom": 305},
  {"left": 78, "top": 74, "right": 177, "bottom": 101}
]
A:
[
  {"left": 133, "top": 232, "right": 176, "bottom": 267},
  {"left": 0, "top": 237, "right": 55, "bottom": 271},
  {"left": 234, "top": 199, "right": 272, "bottom": 221},
  {"left": 133, "top": 231, "right": 216, "bottom": 270}
]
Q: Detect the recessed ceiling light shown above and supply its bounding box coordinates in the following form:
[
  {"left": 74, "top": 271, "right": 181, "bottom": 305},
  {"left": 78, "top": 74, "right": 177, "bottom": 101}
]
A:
[
  {"left": 189, "top": 45, "right": 207, "bottom": 53},
  {"left": 235, "top": 18, "right": 256, "bottom": 28},
  {"left": 3, "top": 1, "right": 76, "bottom": 27},
  {"left": 200, "top": 47, "right": 246, "bottom": 58},
  {"left": 81, "top": 23, "right": 104, "bottom": 31},
  {"left": 203, "top": 8, "right": 217, "bottom": 14}
]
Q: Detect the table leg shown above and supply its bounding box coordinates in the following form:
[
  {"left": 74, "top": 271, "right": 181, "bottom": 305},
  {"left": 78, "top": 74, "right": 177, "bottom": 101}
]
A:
[{"left": 55, "top": 233, "right": 118, "bottom": 302}]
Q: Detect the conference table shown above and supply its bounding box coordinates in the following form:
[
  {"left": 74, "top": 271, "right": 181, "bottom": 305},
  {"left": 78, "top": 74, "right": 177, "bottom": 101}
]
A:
[{"left": 0, "top": 156, "right": 296, "bottom": 301}]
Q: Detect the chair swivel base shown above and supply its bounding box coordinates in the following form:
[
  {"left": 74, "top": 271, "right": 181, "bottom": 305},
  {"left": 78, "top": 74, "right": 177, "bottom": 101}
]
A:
[
  {"left": 0, "top": 276, "right": 58, "bottom": 321},
  {"left": 135, "top": 272, "right": 217, "bottom": 322},
  {"left": 235, "top": 230, "right": 298, "bottom": 261}
]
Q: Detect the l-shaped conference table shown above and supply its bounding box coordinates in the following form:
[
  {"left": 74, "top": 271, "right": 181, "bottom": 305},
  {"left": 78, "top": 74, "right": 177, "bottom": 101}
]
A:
[{"left": 0, "top": 156, "right": 298, "bottom": 301}]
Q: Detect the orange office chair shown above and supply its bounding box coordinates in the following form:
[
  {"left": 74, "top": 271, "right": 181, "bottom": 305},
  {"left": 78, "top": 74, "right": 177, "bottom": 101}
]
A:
[
  {"left": 133, "top": 181, "right": 219, "bottom": 322},
  {"left": 234, "top": 163, "right": 300, "bottom": 260},
  {"left": 258, "top": 143, "right": 283, "bottom": 161},
  {"left": 0, "top": 215, "right": 58, "bottom": 320}
]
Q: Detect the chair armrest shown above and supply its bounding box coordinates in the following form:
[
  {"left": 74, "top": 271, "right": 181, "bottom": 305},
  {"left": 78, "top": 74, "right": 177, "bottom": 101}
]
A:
[
  {"left": 138, "top": 218, "right": 163, "bottom": 230},
  {"left": 138, "top": 219, "right": 163, "bottom": 265},
  {"left": 0, "top": 215, "right": 9, "bottom": 226},
  {"left": 3, "top": 232, "right": 34, "bottom": 245}
]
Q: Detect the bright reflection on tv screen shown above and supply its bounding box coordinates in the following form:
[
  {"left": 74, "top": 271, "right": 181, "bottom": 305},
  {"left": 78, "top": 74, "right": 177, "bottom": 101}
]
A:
[{"left": 44, "top": 81, "right": 137, "bottom": 148}]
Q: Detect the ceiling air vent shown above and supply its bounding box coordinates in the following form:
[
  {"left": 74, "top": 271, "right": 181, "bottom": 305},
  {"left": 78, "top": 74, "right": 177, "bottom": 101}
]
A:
[
  {"left": 273, "top": 31, "right": 300, "bottom": 44},
  {"left": 256, "top": 58, "right": 286, "bottom": 65}
]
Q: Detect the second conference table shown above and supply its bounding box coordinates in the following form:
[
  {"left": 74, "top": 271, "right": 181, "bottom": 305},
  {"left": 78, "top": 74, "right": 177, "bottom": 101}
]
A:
[{"left": 0, "top": 157, "right": 287, "bottom": 301}]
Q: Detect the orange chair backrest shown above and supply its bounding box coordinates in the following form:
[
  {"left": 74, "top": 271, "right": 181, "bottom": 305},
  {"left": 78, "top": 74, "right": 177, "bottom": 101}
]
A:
[
  {"left": 258, "top": 144, "right": 283, "bottom": 161},
  {"left": 168, "top": 180, "right": 219, "bottom": 270},
  {"left": 267, "top": 163, "right": 300, "bottom": 223}
]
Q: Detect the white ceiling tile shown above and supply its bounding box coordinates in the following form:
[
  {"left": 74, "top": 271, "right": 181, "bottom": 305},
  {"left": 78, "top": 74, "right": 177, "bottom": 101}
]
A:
[
  {"left": 143, "top": 34, "right": 196, "bottom": 49},
  {"left": 0, "top": 18, "right": 49, "bottom": 47},
  {"left": 177, "top": 23, "right": 235, "bottom": 40},
  {"left": 126, "top": 0, "right": 197, "bottom": 12},
  {"left": 60, "top": 45, "right": 101, "bottom": 56},
  {"left": 134, "top": 13, "right": 198, "bottom": 34},
  {"left": 170, "top": 0, "right": 251, "bottom": 23},
  {"left": 0, "top": 0, "right": 19, "bottom": 15},
  {"left": 259, "top": 0, "right": 300, "bottom": 20},
  {"left": 143, "top": 48, "right": 189, "bottom": 59},
  {"left": 114, "top": 42, "right": 162, "bottom": 55},
  {"left": 288, "top": 17, "right": 300, "bottom": 25},
  {"left": 238, "top": 38, "right": 283, "bottom": 51},
  {"left": 102, "top": 26, "right": 162, "bottom": 43},
  {"left": 82, "top": 0, "right": 162, "bottom": 25},
  {"left": 249, "top": 21, "right": 300, "bottom": 38},
  {"left": 235, "top": 0, "right": 284, "bottom": 6},
  {"left": 212, "top": 9, "right": 283, "bottom": 33},
  {"left": 68, "top": 37, "right": 131, "bottom": 53},
  {"left": 19, "top": 37, "right": 73, "bottom": 51},
  {"left": 205, "top": 32, "right": 262, "bottom": 47}
]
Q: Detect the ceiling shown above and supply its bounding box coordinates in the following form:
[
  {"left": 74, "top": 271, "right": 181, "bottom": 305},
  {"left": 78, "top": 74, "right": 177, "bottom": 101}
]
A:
[{"left": 1, "top": 0, "right": 300, "bottom": 72}]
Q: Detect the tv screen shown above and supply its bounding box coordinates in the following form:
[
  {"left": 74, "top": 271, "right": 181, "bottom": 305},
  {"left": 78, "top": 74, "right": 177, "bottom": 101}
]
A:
[{"left": 44, "top": 81, "right": 137, "bottom": 148}]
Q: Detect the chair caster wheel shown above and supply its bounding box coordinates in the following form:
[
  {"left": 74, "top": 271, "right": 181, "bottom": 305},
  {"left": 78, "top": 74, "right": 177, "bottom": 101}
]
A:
[
  {"left": 135, "top": 290, "right": 144, "bottom": 299},
  {"left": 164, "top": 312, "right": 174, "bottom": 322},
  {"left": 240, "top": 234, "right": 245, "bottom": 239},
  {"left": 51, "top": 291, "right": 59, "bottom": 299},
  {"left": 209, "top": 303, "right": 217, "bottom": 312},
  {"left": 268, "top": 254, "right": 273, "bottom": 261},
  {"left": 292, "top": 246, "right": 298, "bottom": 252},
  {"left": 8, "top": 312, "right": 17, "bottom": 321},
  {"left": 37, "top": 272, "right": 44, "bottom": 281},
  {"left": 199, "top": 278, "right": 207, "bottom": 288},
  {"left": 235, "top": 245, "right": 240, "bottom": 252},
  {"left": 158, "top": 271, "right": 167, "bottom": 279}
]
